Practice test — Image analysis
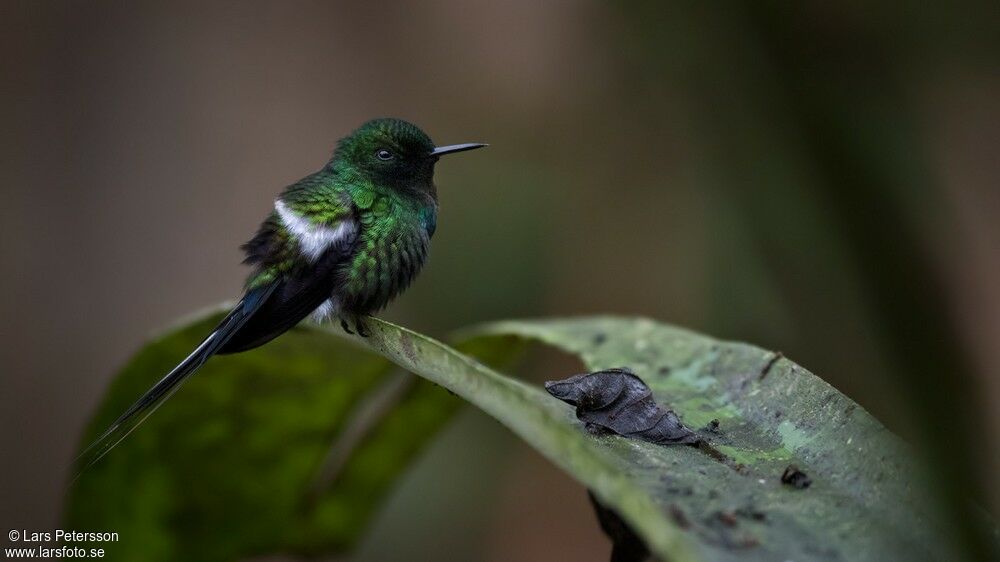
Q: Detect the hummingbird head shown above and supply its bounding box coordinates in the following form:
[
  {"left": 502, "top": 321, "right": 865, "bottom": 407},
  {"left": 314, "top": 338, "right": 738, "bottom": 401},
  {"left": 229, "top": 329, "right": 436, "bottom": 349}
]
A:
[{"left": 331, "top": 118, "right": 486, "bottom": 194}]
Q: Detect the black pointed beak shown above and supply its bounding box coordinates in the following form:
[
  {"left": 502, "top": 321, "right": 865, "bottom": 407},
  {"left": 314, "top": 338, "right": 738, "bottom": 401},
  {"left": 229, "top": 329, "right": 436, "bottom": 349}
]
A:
[{"left": 431, "top": 143, "right": 488, "bottom": 157}]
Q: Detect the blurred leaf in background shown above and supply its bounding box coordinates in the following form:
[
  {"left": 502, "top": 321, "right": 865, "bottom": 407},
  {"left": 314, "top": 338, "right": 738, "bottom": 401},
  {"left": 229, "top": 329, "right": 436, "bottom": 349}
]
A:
[
  {"left": 591, "top": 3, "right": 1000, "bottom": 558},
  {"left": 66, "top": 311, "right": 461, "bottom": 561}
]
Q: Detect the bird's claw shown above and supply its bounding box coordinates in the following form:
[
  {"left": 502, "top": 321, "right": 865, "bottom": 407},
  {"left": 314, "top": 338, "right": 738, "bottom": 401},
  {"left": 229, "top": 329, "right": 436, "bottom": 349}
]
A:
[{"left": 340, "top": 317, "right": 369, "bottom": 338}]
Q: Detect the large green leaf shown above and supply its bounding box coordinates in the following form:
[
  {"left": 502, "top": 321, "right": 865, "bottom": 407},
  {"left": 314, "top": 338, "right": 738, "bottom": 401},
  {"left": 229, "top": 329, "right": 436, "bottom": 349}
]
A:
[
  {"left": 458, "top": 317, "right": 995, "bottom": 561},
  {"left": 69, "top": 312, "right": 994, "bottom": 561},
  {"left": 66, "top": 309, "right": 462, "bottom": 561}
]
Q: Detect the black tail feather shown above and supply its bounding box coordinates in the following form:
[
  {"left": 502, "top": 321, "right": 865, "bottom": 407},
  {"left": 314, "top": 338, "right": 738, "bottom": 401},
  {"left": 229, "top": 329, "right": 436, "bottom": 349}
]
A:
[{"left": 72, "top": 283, "right": 278, "bottom": 480}]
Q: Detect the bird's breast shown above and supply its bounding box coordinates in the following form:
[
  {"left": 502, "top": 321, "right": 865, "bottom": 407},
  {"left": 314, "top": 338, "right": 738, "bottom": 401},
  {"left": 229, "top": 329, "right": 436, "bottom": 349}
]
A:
[{"left": 338, "top": 203, "right": 432, "bottom": 314}]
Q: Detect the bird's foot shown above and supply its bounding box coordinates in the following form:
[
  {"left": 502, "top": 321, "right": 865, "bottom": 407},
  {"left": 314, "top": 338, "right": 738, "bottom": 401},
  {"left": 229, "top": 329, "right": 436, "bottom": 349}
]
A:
[
  {"left": 353, "top": 317, "right": 370, "bottom": 338},
  {"left": 339, "top": 318, "right": 355, "bottom": 335}
]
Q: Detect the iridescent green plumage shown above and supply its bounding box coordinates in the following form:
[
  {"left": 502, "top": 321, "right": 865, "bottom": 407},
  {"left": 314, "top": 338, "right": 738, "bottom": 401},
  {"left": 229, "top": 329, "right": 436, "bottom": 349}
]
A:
[{"left": 237, "top": 118, "right": 448, "bottom": 345}]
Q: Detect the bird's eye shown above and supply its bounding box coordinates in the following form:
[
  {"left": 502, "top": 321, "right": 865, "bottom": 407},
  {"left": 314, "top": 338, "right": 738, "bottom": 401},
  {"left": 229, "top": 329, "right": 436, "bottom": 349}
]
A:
[{"left": 376, "top": 149, "right": 394, "bottom": 161}]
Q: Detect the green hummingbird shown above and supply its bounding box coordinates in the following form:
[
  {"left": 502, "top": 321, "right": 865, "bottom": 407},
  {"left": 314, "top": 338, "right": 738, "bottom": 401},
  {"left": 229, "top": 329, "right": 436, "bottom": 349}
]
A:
[{"left": 76, "top": 118, "right": 486, "bottom": 475}]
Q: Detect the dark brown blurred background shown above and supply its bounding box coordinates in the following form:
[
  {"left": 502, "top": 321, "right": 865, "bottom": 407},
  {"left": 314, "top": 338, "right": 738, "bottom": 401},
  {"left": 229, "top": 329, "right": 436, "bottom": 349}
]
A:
[{"left": 2, "top": 2, "right": 998, "bottom": 560}]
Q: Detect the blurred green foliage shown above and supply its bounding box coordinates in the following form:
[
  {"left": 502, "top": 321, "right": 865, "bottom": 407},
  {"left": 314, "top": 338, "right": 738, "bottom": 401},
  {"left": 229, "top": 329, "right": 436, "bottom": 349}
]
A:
[
  {"left": 600, "top": 4, "right": 997, "bottom": 557},
  {"left": 66, "top": 311, "right": 460, "bottom": 561}
]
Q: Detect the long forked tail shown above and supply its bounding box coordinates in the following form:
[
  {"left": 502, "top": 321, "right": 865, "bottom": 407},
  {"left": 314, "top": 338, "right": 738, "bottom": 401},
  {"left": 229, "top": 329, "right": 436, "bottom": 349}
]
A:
[{"left": 72, "top": 283, "right": 277, "bottom": 480}]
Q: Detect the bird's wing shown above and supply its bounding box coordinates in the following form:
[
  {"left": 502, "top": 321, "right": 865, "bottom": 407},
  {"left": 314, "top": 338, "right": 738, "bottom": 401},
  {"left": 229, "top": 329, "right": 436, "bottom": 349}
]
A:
[
  {"left": 240, "top": 180, "right": 357, "bottom": 288},
  {"left": 219, "top": 191, "right": 359, "bottom": 353}
]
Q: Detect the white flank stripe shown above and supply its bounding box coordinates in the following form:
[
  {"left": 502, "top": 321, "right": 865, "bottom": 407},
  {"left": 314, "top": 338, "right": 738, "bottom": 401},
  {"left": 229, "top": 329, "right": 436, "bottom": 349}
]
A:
[
  {"left": 275, "top": 199, "right": 356, "bottom": 262},
  {"left": 311, "top": 298, "right": 339, "bottom": 322}
]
